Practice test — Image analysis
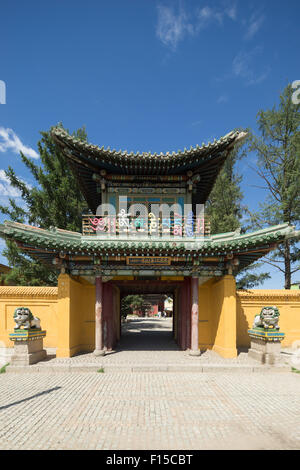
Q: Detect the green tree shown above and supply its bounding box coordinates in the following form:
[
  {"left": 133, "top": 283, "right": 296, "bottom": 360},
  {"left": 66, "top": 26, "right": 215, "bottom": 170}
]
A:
[
  {"left": 205, "top": 139, "right": 245, "bottom": 234},
  {"left": 0, "top": 125, "right": 87, "bottom": 286},
  {"left": 121, "top": 295, "right": 145, "bottom": 318},
  {"left": 205, "top": 133, "right": 270, "bottom": 288},
  {"left": 247, "top": 84, "right": 300, "bottom": 289},
  {"left": 236, "top": 264, "right": 271, "bottom": 289}
]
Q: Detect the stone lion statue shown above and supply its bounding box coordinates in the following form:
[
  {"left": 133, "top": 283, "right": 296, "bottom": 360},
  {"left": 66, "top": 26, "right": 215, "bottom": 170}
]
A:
[
  {"left": 252, "top": 306, "right": 280, "bottom": 330},
  {"left": 13, "top": 307, "right": 41, "bottom": 330}
]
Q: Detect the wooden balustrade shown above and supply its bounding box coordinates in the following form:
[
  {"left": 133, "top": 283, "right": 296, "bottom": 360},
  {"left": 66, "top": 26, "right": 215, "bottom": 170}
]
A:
[{"left": 82, "top": 214, "right": 210, "bottom": 238}]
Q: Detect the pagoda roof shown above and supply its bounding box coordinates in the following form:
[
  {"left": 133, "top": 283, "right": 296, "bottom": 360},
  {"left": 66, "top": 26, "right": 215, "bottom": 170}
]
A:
[
  {"left": 51, "top": 127, "right": 247, "bottom": 212},
  {"left": 0, "top": 221, "right": 298, "bottom": 273}
]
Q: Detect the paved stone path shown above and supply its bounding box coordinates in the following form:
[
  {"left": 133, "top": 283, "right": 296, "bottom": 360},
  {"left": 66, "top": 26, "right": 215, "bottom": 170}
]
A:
[
  {"left": 0, "top": 370, "right": 300, "bottom": 450},
  {"left": 1, "top": 318, "right": 299, "bottom": 450},
  {"left": 11, "top": 317, "right": 288, "bottom": 373}
]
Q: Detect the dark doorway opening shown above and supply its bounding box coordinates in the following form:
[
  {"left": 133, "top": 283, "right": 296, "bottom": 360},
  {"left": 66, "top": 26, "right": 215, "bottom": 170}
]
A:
[{"left": 111, "top": 280, "right": 181, "bottom": 352}]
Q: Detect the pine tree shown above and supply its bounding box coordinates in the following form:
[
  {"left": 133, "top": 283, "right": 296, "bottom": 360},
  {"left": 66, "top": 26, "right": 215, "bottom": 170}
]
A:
[
  {"left": 205, "top": 141, "right": 244, "bottom": 234},
  {"left": 235, "top": 264, "right": 271, "bottom": 289},
  {"left": 0, "top": 125, "right": 87, "bottom": 285},
  {"left": 247, "top": 85, "right": 300, "bottom": 289},
  {"left": 121, "top": 295, "right": 145, "bottom": 318},
  {"left": 205, "top": 133, "right": 271, "bottom": 288}
]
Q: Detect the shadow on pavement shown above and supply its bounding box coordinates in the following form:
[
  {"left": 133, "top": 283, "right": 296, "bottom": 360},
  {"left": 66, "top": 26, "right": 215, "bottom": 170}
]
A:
[
  {"left": 116, "top": 318, "right": 179, "bottom": 352},
  {"left": 0, "top": 386, "right": 62, "bottom": 411}
]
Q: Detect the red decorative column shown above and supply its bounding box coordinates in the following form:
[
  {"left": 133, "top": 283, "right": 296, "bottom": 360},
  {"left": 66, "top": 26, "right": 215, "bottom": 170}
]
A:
[
  {"left": 106, "top": 283, "right": 114, "bottom": 350},
  {"left": 190, "top": 277, "right": 200, "bottom": 356},
  {"left": 180, "top": 284, "right": 187, "bottom": 350},
  {"left": 94, "top": 275, "right": 105, "bottom": 356}
]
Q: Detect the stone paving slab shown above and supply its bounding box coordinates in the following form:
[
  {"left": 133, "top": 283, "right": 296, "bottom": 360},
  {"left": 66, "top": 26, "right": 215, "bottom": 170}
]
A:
[
  {"left": 6, "top": 363, "right": 291, "bottom": 374},
  {"left": 0, "top": 371, "right": 300, "bottom": 450},
  {"left": 4, "top": 318, "right": 293, "bottom": 373}
]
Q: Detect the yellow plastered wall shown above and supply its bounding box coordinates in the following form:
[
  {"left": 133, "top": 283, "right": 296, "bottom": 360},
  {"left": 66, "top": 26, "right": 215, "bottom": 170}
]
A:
[
  {"left": 198, "top": 276, "right": 237, "bottom": 358},
  {"left": 211, "top": 275, "right": 237, "bottom": 358},
  {"left": 56, "top": 274, "right": 95, "bottom": 357},
  {"left": 0, "top": 286, "right": 58, "bottom": 349},
  {"left": 237, "top": 290, "right": 300, "bottom": 348},
  {"left": 1, "top": 279, "right": 300, "bottom": 358}
]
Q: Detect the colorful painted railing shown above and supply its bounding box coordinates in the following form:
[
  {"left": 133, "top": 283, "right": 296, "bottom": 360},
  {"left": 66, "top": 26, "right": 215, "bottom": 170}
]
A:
[{"left": 82, "top": 214, "right": 210, "bottom": 238}]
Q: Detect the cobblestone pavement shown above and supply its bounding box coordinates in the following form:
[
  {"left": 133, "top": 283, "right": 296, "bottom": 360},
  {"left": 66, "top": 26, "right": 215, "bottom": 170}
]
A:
[
  {"left": 35, "top": 318, "right": 263, "bottom": 368},
  {"left": 22, "top": 316, "right": 291, "bottom": 372},
  {"left": 1, "top": 317, "right": 298, "bottom": 450},
  {"left": 0, "top": 370, "right": 300, "bottom": 450}
]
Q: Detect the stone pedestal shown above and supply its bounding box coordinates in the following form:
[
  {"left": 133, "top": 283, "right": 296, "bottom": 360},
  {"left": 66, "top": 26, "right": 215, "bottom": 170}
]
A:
[
  {"left": 248, "top": 328, "right": 285, "bottom": 365},
  {"left": 9, "top": 330, "right": 47, "bottom": 366}
]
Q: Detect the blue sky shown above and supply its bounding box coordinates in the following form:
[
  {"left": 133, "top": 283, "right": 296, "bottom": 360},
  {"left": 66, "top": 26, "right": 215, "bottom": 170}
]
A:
[{"left": 0, "top": 0, "right": 299, "bottom": 287}]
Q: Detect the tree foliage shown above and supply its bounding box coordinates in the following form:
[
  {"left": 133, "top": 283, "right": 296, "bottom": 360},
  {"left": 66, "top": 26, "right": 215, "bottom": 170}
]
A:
[
  {"left": 205, "top": 133, "right": 270, "bottom": 288},
  {"left": 0, "top": 125, "right": 87, "bottom": 285},
  {"left": 205, "top": 137, "right": 245, "bottom": 234},
  {"left": 247, "top": 84, "right": 300, "bottom": 288},
  {"left": 236, "top": 263, "right": 271, "bottom": 289},
  {"left": 121, "top": 295, "right": 145, "bottom": 318}
]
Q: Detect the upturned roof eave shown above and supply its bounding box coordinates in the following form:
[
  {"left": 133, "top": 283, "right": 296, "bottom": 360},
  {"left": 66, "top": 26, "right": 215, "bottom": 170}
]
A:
[
  {"left": 51, "top": 127, "right": 247, "bottom": 164},
  {"left": 51, "top": 127, "right": 248, "bottom": 211},
  {"left": 0, "top": 220, "right": 297, "bottom": 253}
]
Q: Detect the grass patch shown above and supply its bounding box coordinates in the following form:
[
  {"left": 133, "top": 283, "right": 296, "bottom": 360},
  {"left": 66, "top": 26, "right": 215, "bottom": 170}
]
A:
[
  {"left": 0, "top": 363, "right": 9, "bottom": 374},
  {"left": 97, "top": 368, "right": 105, "bottom": 373},
  {"left": 291, "top": 367, "right": 300, "bottom": 374}
]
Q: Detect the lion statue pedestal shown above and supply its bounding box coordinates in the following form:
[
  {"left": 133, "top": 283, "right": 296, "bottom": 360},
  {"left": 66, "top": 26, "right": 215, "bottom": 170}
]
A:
[
  {"left": 248, "top": 306, "right": 285, "bottom": 365},
  {"left": 8, "top": 307, "right": 47, "bottom": 367}
]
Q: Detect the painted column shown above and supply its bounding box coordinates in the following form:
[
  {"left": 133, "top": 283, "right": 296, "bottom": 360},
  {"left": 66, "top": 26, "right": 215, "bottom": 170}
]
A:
[
  {"left": 186, "top": 279, "right": 191, "bottom": 350},
  {"left": 106, "top": 283, "right": 113, "bottom": 350},
  {"left": 94, "top": 275, "right": 105, "bottom": 356},
  {"left": 190, "top": 276, "right": 201, "bottom": 356},
  {"left": 180, "top": 284, "right": 187, "bottom": 350},
  {"left": 177, "top": 288, "right": 181, "bottom": 347}
]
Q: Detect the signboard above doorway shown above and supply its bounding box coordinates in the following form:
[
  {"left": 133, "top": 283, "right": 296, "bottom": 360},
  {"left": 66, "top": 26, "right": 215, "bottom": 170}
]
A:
[{"left": 126, "top": 257, "right": 171, "bottom": 266}]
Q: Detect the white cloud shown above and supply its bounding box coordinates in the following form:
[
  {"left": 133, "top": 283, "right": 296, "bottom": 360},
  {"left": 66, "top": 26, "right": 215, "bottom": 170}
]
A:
[
  {"left": 191, "top": 120, "right": 203, "bottom": 127},
  {"left": 0, "top": 169, "right": 32, "bottom": 198},
  {"left": 217, "top": 94, "right": 229, "bottom": 104},
  {"left": 227, "top": 4, "right": 237, "bottom": 21},
  {"left": 156, "top": 2, "right": 237, "bottom": 49},
  {"left": 155, "top": 2, "right": 266, "bottom": 49},
  {"left": 196, "top": 2, "right": 237, "bottom": 30},
  {"left": 214, "top": 46, "right": 270, "bottom": 86},
  {"left": 244, "top": 12, "right": 265, "bottom": 40},
  {"left": 156, "top": 4, "right": 194, "bottom": 50},
  {"left": 197, "top": 6, "right": 222, "bottom": 28},
  {"left": 0, "top": 127, "right": 39, "bottom": 159},
  {"left": 232, "top": 48, "right": 270, "bottom": 85},
  {"left": 0, "top": 170, "right": 21, "bottom": 197}
]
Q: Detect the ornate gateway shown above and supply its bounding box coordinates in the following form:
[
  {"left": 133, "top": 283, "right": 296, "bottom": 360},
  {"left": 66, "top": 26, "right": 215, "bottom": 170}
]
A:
[{"left": 0, "top": 126, "right": 299, "bottom": 358}]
